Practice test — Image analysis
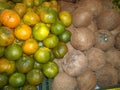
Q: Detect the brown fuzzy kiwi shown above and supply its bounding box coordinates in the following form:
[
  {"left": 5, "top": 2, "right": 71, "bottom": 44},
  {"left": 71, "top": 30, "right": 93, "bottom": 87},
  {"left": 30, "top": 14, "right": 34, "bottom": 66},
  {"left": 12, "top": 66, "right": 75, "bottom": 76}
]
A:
[
  {"left": 79, "top": 0, "right": 103, "bottom": 17},
  {"left": 62, "top": 49, "right": 88, "bottom": 77},
  {"left": 87, "top": 21, "right": 98, "bottom": 33},
  {"left": 100, "top": 0, "right": 114, "bottom": 10},
  {"left": 85, "top": 47, "right": 106, "bottom": 72},
  {"left": 95, "top": 64, "right": 118, "bottom": 87},
  {"left": 97, "top": 9, "right": 120, "bottom": 31},
  {"left": 95, "top": 29, "right": 115, "bottom": 51},
  {"left": 72, "top": 7, "right": 93, "bottom": 27},
  {"left": 58, "top": 1, "right": 76, "bottom": 14},
  {"left": 66, "top": 42, "right": 76, "bottom": 53},
  {"left": 117, "top": 68, "right": 120, "bottom": 83},
  {"left": 76, "top": 69, "right": 97, "bottom": 90},
  {"left": 105, "top": 48, "right": 120, "bottom": 70},
  {"left": 111, "top": 25, "right": 120, "bottom": 37},
  {"left": 70, "top": 27, "right": 95, "bottom": 51},
  {"left": 52, "top": 72, "right": 77, "bottom": 90},
  {"left": 115, "top": 32, "right": 120, "bottom": 50},
  {"left": 54, "top": 59, "right": 64, "bottom": 73}
]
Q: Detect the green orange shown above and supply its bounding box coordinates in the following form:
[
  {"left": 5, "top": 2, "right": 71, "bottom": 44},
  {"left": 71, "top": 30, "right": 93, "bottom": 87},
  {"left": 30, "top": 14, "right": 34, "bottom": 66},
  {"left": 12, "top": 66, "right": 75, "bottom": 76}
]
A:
[
  {"left": 9, "top": 72, "right": 26, "bottom": 88},
  {"left": 34, "top": 47, "right": 51, "bottom": 63}
]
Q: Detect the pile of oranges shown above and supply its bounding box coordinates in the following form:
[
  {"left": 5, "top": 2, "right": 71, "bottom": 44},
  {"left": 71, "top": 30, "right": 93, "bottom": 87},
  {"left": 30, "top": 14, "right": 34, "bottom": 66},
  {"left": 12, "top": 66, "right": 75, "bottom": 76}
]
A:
[{"left": 0, "top": 0, "right": 72, "bottom": 89}]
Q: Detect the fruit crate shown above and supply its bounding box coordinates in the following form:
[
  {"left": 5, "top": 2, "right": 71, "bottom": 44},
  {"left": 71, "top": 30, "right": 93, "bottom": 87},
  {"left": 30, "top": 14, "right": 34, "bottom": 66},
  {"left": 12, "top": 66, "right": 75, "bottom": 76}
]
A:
[
  {"left": 38, "top": 78, "right": 53, "bottom": 90},
  {"left": 34, "top": 78, "right": 120, "bottom": 90},
  {"left": 21, "top": 78, "right": 53, "bottom": 90}
]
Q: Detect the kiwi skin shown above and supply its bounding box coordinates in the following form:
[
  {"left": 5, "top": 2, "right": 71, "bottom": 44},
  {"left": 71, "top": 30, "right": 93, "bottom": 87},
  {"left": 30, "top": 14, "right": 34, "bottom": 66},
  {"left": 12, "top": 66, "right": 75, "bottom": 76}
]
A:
[
  {"left": 97, "top": 9, "right": 120, "bottom": 31},
  {"left": 52, "top": 72, "right": 77, "bottom": 90},
  {"left": 95, "top": 64, "right": 118, "bottom": 87},
  {"left": 85, "top": 47, "right": 106, "bottom": 72},
  {"left": 62, "top": 49, "right": 88, "bottom": 77},
  {"left": 76, "top": 69, "right": 97, "bottom": 90},
  {"left": 95, "top": 29, "right": 115, "bottom": 51}
]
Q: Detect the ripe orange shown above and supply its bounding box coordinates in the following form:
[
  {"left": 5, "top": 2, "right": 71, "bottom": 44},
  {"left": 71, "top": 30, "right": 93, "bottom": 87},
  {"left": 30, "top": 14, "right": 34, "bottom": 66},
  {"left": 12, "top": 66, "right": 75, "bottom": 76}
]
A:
[
  {"left": 43, "top": 34, "right": 59, "bottom": 48},
  {"left": 0, "top": 9, "right": 20, "bottom": 28},
  {"left": 23, "top": 10, "right": 40, "bottom": 26},
  {"left": 34, "top": 47, "right": 51, "bottom": 63},
  {"left": 26, "top": 69, "right": 44, "bottom": 86},
  {"left": 0, "top": 57, "right": 16, "bottom": 75},
  {"left": 33, "top": 23, "right": 50, "bottom": 41},
  {"left": 0, "top": 26, "right": 15, "bottom": 46},
  {"left": 9, "top": 72, "right": 26, "bottom": 88},
  {"left": 14, "top": 24, "right": 32, "bottom": 40},
  {"left": 43, "top": 61, "right": 59, "bottom": 78},
  {"left": 59, "top": 11, "right": 72, "bottom": 27},
  {"left": 22, "top": 38, "right": 39, "bottom": 55}
]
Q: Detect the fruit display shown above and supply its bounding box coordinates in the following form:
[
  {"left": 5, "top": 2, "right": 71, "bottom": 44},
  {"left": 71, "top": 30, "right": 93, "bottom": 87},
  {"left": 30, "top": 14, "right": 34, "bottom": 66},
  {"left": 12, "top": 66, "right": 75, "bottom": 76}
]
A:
[
  {"left": 0, "top": 0, "right": 120, "bottom": 90},
  {"left": 0, "top": 0, "right": 72, "bottom": 89}
]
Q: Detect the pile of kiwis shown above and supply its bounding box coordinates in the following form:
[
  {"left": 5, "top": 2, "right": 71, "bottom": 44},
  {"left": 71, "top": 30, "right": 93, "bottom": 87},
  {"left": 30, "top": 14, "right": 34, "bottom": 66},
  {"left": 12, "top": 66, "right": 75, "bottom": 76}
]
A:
[{"left": 52, "top": 0, "right": 120, "bottom": 90}]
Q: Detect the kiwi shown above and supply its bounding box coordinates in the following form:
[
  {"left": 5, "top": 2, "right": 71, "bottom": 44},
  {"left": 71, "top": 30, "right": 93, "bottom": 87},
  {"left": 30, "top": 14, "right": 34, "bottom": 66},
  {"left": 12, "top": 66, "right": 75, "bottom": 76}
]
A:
[
  {"left": 95, "top": 29, "right": 115, "bottom": 51},
  {"left": 72, "top": 7, "right": 93, "bottom": 27},
  {"left": 62, "top": 49, "right": 88, "bottom": 77},
  {"left": 115, "top": 32, "right": 120, "bottom": 50},
  {"left": 78, "top": 0, "right": 103, "bottom": 17},
  {"left": 70, "top": 27, "right": 95, "bottom": 51},
  {"left": 77, "top": 69, "right": 97, "bottom": 90},
  {"left": 52, "top": 72, "right": 77, "bottom": 90},
  {"left": 86, "top": 47, "right": 106, "bottom": 72},
  {"left": 58, "top": 1, "right": 76, "bottom": 14},
  {"left": 105, "top": 48, "right": 120, "bottom": 70},
  {"left": 95, "top": 64, "right": 118, "bottom": 87},
  {"left": 97, "top": 9, "right": 120, "bottom": 30}
]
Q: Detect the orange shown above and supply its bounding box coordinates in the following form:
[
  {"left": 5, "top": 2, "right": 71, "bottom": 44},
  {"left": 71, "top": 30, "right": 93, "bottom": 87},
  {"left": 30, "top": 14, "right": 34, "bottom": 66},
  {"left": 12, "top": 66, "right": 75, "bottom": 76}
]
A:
[
  {"left": 26, "top": 69, "right": 44, "bottom": 86},
  {"left": 59, "top": 30, "right": 72, "bottom": 43},
  {"left": 33, "top": 22, "right": 50, "bottom": 41},
  {"left": 34, "top": 61, "right": 43, "bottom": 70},
  {"left": 59, "top": 11, "right": 72, "bottom": 27},
  {"left": 22, "top": 84, "right": 37, "bottom": 90},
  {"left": 51, "top": 21, "right": 65, "bottom": 35},
  {"left": 13, "top": 3, "right": 27, "bottom": 18},
  {"left": 0, "top": 9, "right": 20, "bottom": 28},
  {"left": 0, "top": 26, "right": 15, "bottom": 46},
  {"left": 5, "top": 44, "right": 23, "bottom": 61},
  {"left": 16, "top": 55, "right": 35, "bottom": 73},
  {"left": 23, "top": 0, "right": 34, "bottom": 8},
  {"left": 3, "top": 85, "right": 19, "bottom": 90},
  {"left": 23, "top": 10, "right": 40, "bottom": 26},
  {"left": 38, "top": 6, "right": 57, "bottom": 24},
  {"left": 0, "top": 57, "right": 16, "bottom": 75},
  {"left": 14, "top": 24, "right": 32, "bottom": 40},
  {"left": 0, "top": 46, "right": 5, "bottom": 57},
  {"left": 0, "top": 73, "right": 8, "bottom": 88},
  {"left": 43, "top": 34, "right": 59, "bottom": 48},
  {"left": 9, "top": 72, "right": 26, "bottom": 88},
  {"left": 34, "top": 47, "right": 51, "bottom": 63},
  {"left": 52, "top": 42, "right": 68, "bottom": 58},
  {"left": 22, "top": 38, "right": 39, "bottom": 55},
  {"left": 43, "top": 61, "right": 59, "bottom": 78}
]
